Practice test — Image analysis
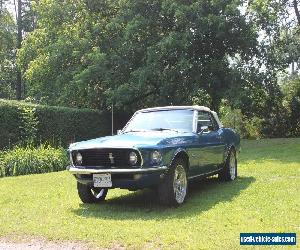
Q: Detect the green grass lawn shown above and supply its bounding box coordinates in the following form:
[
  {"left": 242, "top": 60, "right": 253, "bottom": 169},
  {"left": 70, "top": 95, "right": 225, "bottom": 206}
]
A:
[{"left": 0, "top": 138, "right": 299, "bottom": 249}]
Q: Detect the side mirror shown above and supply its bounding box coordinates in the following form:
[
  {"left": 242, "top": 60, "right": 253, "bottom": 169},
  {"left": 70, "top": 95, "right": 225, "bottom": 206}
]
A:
[
  {"left": 117, "top": 130, "right": 122, "bottom": 135},
  {"left": 198, "top": 125, "right": 209, "bottom": 135}
]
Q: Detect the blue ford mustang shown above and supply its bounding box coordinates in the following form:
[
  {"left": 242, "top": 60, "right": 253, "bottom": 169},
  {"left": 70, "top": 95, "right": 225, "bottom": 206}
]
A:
[{"left": 68, "top": 106, "right": 240, "bottom": 206}]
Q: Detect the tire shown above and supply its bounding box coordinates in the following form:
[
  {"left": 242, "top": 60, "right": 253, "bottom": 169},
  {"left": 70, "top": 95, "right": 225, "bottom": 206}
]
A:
[
  {"left": 218, "top": 148, "right": 237, "bottom": 181},
  {"left": 158, "top": 158, "right": 188, "bottom": 206},
  {"left": 77, "top": 182, "right": 108, "bottom": 204}
]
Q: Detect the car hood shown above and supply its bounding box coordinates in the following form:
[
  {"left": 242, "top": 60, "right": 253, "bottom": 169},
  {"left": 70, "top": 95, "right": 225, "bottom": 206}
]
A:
[{"left": 69, "top": 131, "right": 195, "bottom": 150}]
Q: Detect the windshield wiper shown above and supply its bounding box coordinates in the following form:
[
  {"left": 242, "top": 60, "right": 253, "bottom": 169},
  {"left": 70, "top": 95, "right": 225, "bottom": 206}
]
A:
[
  {"left": 123, "top": 129, "right": 148, "bottom": 133},
  {"left": 150, "top": 128, "right": 179, "bottom": 133}
]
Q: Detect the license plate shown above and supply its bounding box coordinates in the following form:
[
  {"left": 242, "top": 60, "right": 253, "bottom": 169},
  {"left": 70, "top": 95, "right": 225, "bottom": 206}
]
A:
[{"left": 93, "top": 174, "right": 112, "bottom": 187}]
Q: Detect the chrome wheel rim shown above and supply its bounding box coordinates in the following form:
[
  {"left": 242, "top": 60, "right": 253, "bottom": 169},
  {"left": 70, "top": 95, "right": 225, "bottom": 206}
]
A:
[
  {"left": 173, "top": 165, "right": 187, "bottom": 204},
  {"left": 91, "top": 188, "right": 105, "bottom": 199},
  {"left": 229, "top": 151, "right": 236, "bottom": 180}
]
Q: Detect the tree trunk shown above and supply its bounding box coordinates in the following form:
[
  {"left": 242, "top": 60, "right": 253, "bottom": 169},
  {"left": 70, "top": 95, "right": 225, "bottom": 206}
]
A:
[
  {"left": 294, "top": 0, "right": 300, "bottom": 26},
  {"left": 16, "top": 0, "right": 22, "bottom": 100},
  {"left": 209, "top": 92, "right": 221, "bottom": 112}
]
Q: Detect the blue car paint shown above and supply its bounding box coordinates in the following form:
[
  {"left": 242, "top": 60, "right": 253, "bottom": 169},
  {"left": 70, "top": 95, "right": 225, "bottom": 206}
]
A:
[{"left": 69, "top": 128, "right": 240, "bottom": 178}]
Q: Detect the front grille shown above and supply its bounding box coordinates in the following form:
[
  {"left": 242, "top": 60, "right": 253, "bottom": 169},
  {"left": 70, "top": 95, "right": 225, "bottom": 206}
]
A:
[{"left": 72, "top": 148, "right": 142, "bottom": 168}]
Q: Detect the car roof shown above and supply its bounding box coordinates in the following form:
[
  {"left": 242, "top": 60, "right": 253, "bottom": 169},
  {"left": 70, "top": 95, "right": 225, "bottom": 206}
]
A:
[{"left": 137, "top": 105, "right": 212, "bottom": 113}]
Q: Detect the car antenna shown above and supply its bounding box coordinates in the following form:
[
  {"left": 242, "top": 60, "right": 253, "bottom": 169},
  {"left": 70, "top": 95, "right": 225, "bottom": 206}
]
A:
[{"left": 111, "top": 102, "right": 114, "bottom": 135}]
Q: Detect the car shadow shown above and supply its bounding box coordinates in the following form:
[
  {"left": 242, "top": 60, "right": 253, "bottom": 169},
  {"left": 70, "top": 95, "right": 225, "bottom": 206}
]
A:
[{"left": 71, "top": 176, "right": 255, "bottom": 220}]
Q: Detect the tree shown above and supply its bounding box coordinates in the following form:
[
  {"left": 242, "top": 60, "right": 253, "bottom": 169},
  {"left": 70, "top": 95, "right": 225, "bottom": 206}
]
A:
[
  {"left": 282, "top": 76, "right": 300, "bottom": 135},
  {"left": 0, "top": 0, "right": 36, "bottom": 100},
  {"left": 243, "top": 0, "right": 300, "bottom": 136},
  {"left": 19, "top": 0, "right": 258, "bottom": 112},
  {"left": 293, "top": 0, "right": 300, "bottom": 26},
  {"left": 0, "top": 6, "right": 16, "bottom": 99},
  {"left": 15, "top": 0, "right": 36, "bottom": 99},
  {"left": 247, "top": 0, "right": 300, "bottom": 73},
  {"left": 16, "top": 0, "right": 22, "bottom": 99}
]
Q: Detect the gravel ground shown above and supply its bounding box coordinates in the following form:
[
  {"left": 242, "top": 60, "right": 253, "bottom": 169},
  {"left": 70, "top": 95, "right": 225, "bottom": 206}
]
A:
[{"left": 0, "top": 236, "right": 109, "bottom": 250}]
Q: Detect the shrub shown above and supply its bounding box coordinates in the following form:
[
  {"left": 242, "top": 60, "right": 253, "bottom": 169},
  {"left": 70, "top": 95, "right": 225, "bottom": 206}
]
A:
[
  {"left": 0, "top": 164, "right": 4, "bottom": 177},
  {"left": 0, "top": 145, "right": 68, "bottom": 177},
  {"left": 219, "top": 105, "right": 262, "bottom": 139},
  {"left": 19, "top": 105, "right": 39, "bottom": 145},
  {"left": 0, "top": 99, "right": 112, "bottom": 149},
  {"left": 243, "top": 116, "right": 263, "bottom": 139}
]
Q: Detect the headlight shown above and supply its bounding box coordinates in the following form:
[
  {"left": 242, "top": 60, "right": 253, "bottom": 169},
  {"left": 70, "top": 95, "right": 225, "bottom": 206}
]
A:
[
  {"left": 151, "top": 151, "right": 162, "bottom": 164},
  {"left": 129, "top": 151, "right": 138, "bottom": 165},
  {"left": 75, "top": 152, "right": 83, "bottom": 165}
]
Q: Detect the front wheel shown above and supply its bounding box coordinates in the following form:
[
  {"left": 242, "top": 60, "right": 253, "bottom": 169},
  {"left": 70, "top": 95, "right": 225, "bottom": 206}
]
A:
[
  {"left": 158, "top": 158, "right": 188, "bottom": 206},
  {"left": 77, "top": 182, "right": 108, "bottom": 203},
  {"left": 219, "top": 149, "right": 237, "bottom": 181}
]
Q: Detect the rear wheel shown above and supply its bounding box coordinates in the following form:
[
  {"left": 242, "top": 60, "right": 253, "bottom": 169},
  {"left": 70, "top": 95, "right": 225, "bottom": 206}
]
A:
[
  {"left": 219, "top": 149, "right": 237, "bottom": 181},
  {"left": 158, "top": 158, "right": 188, "bottom": 206},
  {"left": 77, "top": 182, "right": 108, "bottom": 203}
]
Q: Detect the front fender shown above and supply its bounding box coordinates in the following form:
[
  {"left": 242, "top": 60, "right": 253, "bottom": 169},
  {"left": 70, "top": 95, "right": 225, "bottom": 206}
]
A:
[{"left": 168, "top": 148, "right": 190, "bottom": 170}]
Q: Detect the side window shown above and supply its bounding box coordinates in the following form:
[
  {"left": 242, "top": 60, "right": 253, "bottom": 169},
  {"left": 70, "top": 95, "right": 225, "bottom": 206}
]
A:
[
  {"left": 197, "top": 112, "right": 212, "bottom": 132},
  {"left": 197, "top": 112, "right": 219, "bottom": 132}
]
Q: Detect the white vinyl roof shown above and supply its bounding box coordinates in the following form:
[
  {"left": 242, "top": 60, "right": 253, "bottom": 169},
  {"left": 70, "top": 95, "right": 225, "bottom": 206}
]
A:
[{"left": 138, "top": 105, "right": 212, "bottom": 113}]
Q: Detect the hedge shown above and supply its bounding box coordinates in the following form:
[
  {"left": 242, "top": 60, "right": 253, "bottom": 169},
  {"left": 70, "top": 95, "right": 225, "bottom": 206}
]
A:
[
  {"left": 0, "top": 99, "right": 113, "bottom": 149},
  {"left": 0, "top": 145, "right": 68, "bottom": 177}
]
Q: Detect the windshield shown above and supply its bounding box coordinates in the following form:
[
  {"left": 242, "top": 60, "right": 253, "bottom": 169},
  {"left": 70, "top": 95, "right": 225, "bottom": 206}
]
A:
[{"left": 123, "top": 109, "right": 194, "bottom": 133}]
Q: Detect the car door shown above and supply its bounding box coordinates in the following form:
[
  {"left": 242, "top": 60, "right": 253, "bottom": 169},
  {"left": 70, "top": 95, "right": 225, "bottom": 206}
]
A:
[{"left": 192, "top": 111, "right": 225, "bottom": 175}]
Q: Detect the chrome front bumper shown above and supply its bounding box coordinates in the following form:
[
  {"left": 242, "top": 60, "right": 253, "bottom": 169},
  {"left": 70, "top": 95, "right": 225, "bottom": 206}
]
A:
[{"left": 68, "top": 166, "right": 168, "bottom": 175}]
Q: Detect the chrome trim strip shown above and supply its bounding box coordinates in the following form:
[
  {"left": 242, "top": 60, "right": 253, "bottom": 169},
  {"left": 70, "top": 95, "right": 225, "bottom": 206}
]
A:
[
  {"left": 135, "top": 147, "right": 144, "bottom": 166},
  {"left": 68, "top": 166, "right": 168, "bottom": 174},
  {"left": 69, "top": 151, "right": 74, "bottom": 167},
  {"left": 188, "top": 168, "right": 223, "bottom": 180},
  {"left": 193, "top": 110, "right": 198, "bottom": 133},
  {"left": 121, "top": 111, "right": 138, "bottom": 133}
]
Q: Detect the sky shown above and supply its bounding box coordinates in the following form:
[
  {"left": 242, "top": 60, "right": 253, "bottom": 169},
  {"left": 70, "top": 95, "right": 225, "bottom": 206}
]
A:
[{"left": 6, "top": 0, "right": 17, "bottom": 18}]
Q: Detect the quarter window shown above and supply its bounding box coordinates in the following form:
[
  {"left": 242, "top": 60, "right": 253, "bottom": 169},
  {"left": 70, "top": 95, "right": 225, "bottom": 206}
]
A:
[{"left": 197, "top": 112, "right": 212, "bottom": 131}]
